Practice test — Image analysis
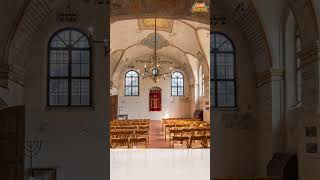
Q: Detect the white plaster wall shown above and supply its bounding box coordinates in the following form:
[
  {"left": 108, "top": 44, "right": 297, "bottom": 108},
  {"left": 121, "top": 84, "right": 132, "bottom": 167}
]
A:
[
  {"left": 24, "top": 3, "right": 107, "bottom": 180},
  {"left": 117, "top": 65, "right": 193, "bottom": 120},
  {"left": 213, "top": 21, "right": 258, "bottom": 177}
]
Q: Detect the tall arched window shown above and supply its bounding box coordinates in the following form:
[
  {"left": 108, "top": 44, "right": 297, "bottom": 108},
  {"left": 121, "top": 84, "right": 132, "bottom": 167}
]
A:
[
  {"left": 48, "top": 28, "right": 92, "bottom": 107},
  {"left": 171, "top": 72, "right": 184, "bottom": 96},
  {"left": 199, "top": 65, "right": 204, "bottom": 96},
  {"left": 296, "top": 27, "right": 302, "bottom": 104},
  {"left": 211, "top": 32, "right": 236, "bottom": 108},
  {"left": 125, "top": 70, "right": 139, "bottom": 96}
]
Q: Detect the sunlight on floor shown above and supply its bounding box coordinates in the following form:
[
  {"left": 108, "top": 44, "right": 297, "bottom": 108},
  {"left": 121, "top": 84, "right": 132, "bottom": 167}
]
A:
[{"left": 110, "top": 149, "right": 210, "bottom": 180}]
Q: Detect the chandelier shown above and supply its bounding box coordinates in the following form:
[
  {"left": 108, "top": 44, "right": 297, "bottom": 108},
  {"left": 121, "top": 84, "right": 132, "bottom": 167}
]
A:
[{"left": 137, "top": 18, "right": 172, "bottom": 83}]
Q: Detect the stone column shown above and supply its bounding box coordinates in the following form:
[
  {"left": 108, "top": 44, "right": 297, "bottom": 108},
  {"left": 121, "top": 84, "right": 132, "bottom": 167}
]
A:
[{"left": 270, "top": 68, "right": 286, "bottom": 153}]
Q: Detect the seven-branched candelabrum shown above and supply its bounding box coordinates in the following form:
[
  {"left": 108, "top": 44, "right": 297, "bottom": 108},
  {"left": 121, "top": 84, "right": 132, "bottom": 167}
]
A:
[{"left": 25, "top": 140, "right": 43, "bottom": 177}]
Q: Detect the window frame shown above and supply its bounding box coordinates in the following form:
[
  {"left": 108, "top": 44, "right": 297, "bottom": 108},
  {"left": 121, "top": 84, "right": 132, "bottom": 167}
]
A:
[
  {"left": 171, "top": 71, "right": 184, "bottom": 96},
  {"left": 211, "top": 31, "right": 237, "bottom": 108},
  {"left": 124, "top": 70, "right": 140, "bottom": 96},
  {"left": 47, "top": 28, "right": 93, "bottom": 108}
]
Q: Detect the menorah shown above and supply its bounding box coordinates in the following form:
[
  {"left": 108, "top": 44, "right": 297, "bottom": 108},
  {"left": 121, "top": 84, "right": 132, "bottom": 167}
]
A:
[{"left": 25, "top": 140, "right": 43, "bottom": 177}]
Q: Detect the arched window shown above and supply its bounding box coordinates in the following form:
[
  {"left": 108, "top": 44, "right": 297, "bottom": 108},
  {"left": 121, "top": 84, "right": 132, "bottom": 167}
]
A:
[
  {"left": 211, "top": 32, "right": 236, "bottom": 108},
  {"left": 296, "top": 27, "right": 302, "bottom": 104},
  {"left": 171, "top": 72, "right": 184, "bottom": 96},
  {"left": 125, "top": 70, "right": 139, "bottom": 96},
  {"left": 48, "top": 28, "right": 92, "bottom": 107}
]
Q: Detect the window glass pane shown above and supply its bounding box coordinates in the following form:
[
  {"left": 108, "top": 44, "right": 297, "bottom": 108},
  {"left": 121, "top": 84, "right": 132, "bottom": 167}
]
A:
[
  {"left": 217, "top": 81, "right": 235, "bottom": 107},
  {"left": 57, "top": 31, "right": 70, "bottom": 45},
  {"left": 49, "top": 50, "right": 68, "bottom": 77},
  {"left": 125, "top": 87, "right": 132, "bottom": 96},
  {"left": 214, "top": 34, "right": 234, "bottom": 51},
  {"left": 178, "top": 87, "right": 184, "bottom": 96},
  {"left": 132, "top": 77, "right": 138, "bottom": 86},
  {"left": 178, "top": 78, "right": 183, "bottom": 86},
  {"left": 49, "top": 79, "right": 69, "bottom": 106},
  {"left": 72, "top": 51, "right": 90, "bottom": 77},
  {"left": 71, "top": 30, "right": 90, "bottom": 48},
  {"left": 71, "top": 79, "right": 90, "bottom": 106},
  {"left": 50, "top": 36, "right": 66, "bottom": 48},
  {"left": 132, "top": 87, "right": 138, "bottom": 95},
  {"left": 216, "top": 54, "right": 234, "bottom": 79},
  {"left": 70, "top": 30, "right": 81, "bottom": 46},
  {"left": 172, "top": 88, "right": 177, "bottom": 96},
  {"left": 125, "top": 77, "right": 131, "bottom": 86}
]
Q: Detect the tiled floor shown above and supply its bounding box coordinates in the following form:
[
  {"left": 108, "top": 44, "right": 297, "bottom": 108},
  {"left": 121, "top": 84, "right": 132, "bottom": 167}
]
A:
[
  {"left": 110, "top": 149, "right": 210, "bottom": 180},
  {"left": 148, "top": 120, "right": 170, "bottom": 148}
]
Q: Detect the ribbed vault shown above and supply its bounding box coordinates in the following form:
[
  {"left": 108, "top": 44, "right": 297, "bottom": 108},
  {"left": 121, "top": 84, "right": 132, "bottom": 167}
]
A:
[{"left": 1, "top": 0, "right": 319, "bottom": 86}]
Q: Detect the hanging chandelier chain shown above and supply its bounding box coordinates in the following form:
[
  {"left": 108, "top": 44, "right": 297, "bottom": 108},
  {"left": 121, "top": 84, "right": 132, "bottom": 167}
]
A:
[{"left": 136, "top": 17, "right": 172, "bottom": 83}]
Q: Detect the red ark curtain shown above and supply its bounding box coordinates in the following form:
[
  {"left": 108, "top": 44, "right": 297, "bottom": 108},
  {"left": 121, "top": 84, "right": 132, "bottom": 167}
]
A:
[{"left": 149, "top": 89, "right": 161, "bottom": 111}]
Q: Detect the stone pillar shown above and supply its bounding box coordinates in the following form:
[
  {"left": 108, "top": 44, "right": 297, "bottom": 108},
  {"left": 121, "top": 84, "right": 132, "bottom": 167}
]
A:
[{"left": 270, "top": 68, "right": 286, "bottom": 153}]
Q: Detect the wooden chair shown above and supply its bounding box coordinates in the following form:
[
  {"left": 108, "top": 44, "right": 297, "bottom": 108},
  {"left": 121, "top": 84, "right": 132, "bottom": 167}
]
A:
[
  {"left": 170, "top": 136, "right": 189, "bottom": 148},
  {"left": 182, "top": 128, "right": 193, "bottom": 137},
  {"left": 135, "top": 130, "right": 149, "bottom": 143},
  {"left": 110, "top": 131, "right": 123, "bottom": 138},
  {"left": 110, "top": 138, "right": 129, "bottom": 148},
  {"left": 193, "top": 127, "right": 206, "bottom": 136},
  {"left": 130, "top": 137, "right": 147, "bottom": 148},
  {"left": 164, "top": 124, "right": 176, "bottom": 141},
  {"left": 189, "top": 135, "right": 207, "bottom": 148}
]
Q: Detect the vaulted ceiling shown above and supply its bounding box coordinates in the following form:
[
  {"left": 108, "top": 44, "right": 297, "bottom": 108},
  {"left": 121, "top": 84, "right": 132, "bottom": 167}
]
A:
[
  {"left": 0, "top": 0, "right": 319, "bottom": 87},
  {"left": 110, "top": 18, "right": 210, "bottom": 84}
]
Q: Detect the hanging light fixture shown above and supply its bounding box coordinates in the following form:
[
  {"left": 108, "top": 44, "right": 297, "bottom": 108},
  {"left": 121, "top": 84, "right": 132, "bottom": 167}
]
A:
[{"left": 137, "top": 17, "right": 172, "bottom": 83}]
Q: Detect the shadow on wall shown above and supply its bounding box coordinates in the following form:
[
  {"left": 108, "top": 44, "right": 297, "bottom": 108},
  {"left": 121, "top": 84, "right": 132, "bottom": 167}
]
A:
[{"left": 0, "top": 98, "right": 8, "bottom": 110}]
